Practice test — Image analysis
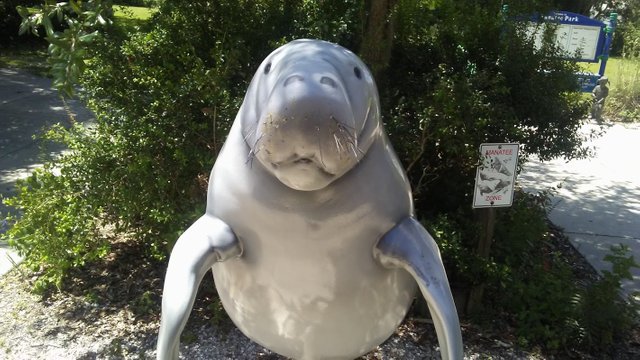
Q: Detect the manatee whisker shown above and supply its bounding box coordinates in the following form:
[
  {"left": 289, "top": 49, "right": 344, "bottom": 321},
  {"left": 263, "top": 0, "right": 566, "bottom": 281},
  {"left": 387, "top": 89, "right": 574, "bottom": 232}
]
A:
[
  {"left": 336, "top": 121, "right": 356, "bottom": 140},
  {"left": 317, "top": 126, "right": 327, "bottom": 168},
  {"left": 343, "top": 132, "right": 364, "bottom": 160},
  {"left": 246, "top": 149, "right": 256, "bottom": 167},
  {"left": 246, "top": 133, "right": 264, "bottom": 167},
  {"left": 331, "top": 119, "right": 363, "bottom": 160},
  {"left": 243, "top": 120, "right": 258, "bottom": 143},
  {"left": 331, "top": 115, "right": 356, "bottom": 131},
  {"left": 335, "top": 135, "right": 350, "bottom": 156},
  {"left": 343, "top": 136, "right": 364, "bottom": 159},
  {"left": 350, "top": 142, "right": 365, "bottom": 159},
  {"left": 333, "top": 133, "right": 345, "bottom": 154},
  {"left": 364, "top": 100, "right": 372, "bottom": 124},
  {"left": 334, "top": 130, "right": 352, "bottom": 160}
]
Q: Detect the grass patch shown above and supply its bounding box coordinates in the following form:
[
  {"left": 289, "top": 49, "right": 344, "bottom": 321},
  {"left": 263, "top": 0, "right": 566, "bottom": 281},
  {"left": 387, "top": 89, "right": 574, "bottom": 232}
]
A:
[
  {"left": 113, "top": 5, "right": 156, "bottom": 33},
  {"left": 114, "top": 5, "right": 155, "bottom": 20},
  {"left": 581, "top": 57, "right": 640, "bottom": 122}
]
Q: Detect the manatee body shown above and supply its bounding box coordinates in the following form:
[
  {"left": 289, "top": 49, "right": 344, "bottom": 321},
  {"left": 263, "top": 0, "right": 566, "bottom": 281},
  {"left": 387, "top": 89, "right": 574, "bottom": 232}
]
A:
[{"left": 157, "top": 39, "right": 463, "bottom": 360}]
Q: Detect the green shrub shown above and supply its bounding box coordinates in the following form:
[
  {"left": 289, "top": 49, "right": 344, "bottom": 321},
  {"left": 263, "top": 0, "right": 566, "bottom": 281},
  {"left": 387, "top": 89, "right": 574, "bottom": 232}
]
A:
[
  {"left": 77, "top": 29, "right": 231, "bottom": 254},
  {"left": 460, "top": 190, "right": 640, "bottom": 352},
  {"left": 384, "top": 0, "right": 589, "bottom": 217},
  {"left": 2, "top": 0, "right": 363, "bottom": 289},
  {"left": 465, "top": 191, "right": 573, "bottom": 350},
  {"left": 16, "top": 0, "right": 117, "bottom": 95},
  {"left": 427, "top": 191, "right": 579, "bottom": 351},
  {"left": 4, "top": 0, "right": 590, "bottom": 297},
  {"left": 612, "top": 3, "right": 640, "bottom": 58},
  {"left": 427, "top": 211, "right": 485, "bottom": 286},
  {"left": 621, "top": 21, "right": 640, "bottom": 58},
  {"left": 573, "top": 244, "right": 639, "bottom": 351},
  {"left": 3, "top": 136, "right": 108, "bottom": 292}
]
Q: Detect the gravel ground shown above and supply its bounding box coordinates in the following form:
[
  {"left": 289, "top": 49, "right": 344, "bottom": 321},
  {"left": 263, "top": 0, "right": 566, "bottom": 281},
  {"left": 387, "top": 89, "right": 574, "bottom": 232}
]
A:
[
  {"left": 0, "top": 268, "right": 541, "bottom": 360},
  {"left": 0, "top": 254, "right": 539, "bottom": 360},
  {"left": 0, "top": 226, "right": 637, "bottom": 359}
]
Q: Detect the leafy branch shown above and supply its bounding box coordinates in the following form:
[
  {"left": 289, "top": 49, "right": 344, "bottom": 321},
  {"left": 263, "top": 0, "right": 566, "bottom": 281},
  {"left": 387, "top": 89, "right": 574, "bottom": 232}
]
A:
[{"left": 16, "top": 0, "right": 113, "bottom": 96}]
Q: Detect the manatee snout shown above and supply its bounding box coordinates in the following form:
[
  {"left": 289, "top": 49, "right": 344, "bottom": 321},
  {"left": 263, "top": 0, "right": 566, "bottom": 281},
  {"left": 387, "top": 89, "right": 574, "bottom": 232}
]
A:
[
  {"left": 254, "top": 70, "right": 359, "bottom": 190},
  {"left": 263, "top": 70, "right": 355, "bottom": 134}
]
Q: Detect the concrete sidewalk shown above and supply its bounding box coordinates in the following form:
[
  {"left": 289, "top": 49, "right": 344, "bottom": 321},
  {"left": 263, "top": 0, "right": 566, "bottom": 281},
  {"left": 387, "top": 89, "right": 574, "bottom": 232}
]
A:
[
  {"left": 519, "top": 120, "right": 640, "bottom": 299},
  {"left": 0, "top": 68, "right": 94, "bottom": 275}
]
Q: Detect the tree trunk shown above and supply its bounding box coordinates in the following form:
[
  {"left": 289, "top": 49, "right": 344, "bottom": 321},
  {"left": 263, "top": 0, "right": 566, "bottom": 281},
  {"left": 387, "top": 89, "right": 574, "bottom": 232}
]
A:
[{"left": 359, "top": 0, "right": 398, "bottom": 80}]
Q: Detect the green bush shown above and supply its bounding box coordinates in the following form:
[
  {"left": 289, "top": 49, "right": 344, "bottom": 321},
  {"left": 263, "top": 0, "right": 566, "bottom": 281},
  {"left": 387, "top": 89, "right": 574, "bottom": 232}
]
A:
[
  {"left": 17, "top": 1, "right": 117, "bottom": 96},
  {"left": 573, "top": 244, "right": 639, "bottom": 351},
  {"left": 0, "top": 0, "right": 42, "bottom": 46},
  {"left": 3, "top": 0, "right": 363, "bottom": 289},
  {"left": 385, "top": 1, "right": 589, "bottom": 217},
  {"left": 489, "top": 191, "right": 578, "bottom": 350},
  {"left": 460, "top": 190, "right": 640, "bottom": 352},
  {"left": 3, "top": 126, "right": 108, "bottom": 291},
  {"left": 426, "top": 211, "right": 486, "bottom": 286},
  {"left": 426, "top": 191, "right": 579, "bottom": 351},
  {"left": 610, "top": 1, "right": 640, "bottom": 58},
  {"left": 621, "top": 21, "right": 640, "bottom": 58},
  {"left": 4, "top": 0, "right": 589, "bottom": 309}
]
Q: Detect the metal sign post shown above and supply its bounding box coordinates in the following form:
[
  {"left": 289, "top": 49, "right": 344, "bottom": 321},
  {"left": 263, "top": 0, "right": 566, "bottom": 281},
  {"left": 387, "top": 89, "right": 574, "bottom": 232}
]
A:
[
  {"left": 468, "top": 143, "right": 519, "bottom": 313},
  {"left": 598, "top": 12, "right": 618, "bottom": 77}
]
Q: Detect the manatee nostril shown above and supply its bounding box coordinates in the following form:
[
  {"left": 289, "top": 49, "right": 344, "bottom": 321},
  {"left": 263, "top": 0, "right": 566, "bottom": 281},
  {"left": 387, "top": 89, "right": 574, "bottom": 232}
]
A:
[
  {"left": 320, "top": 76, "right": 337, "bottom": 88},
  {"left": 283, "top": 75, "right": 305, "bottom": 87}
]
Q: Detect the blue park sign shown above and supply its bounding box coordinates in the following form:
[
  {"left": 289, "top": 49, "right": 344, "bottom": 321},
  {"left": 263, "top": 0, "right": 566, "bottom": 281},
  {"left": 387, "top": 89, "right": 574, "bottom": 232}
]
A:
[
  {"left": 528, "top": 10, "right": 617, "bottom": 92},
  {"left": 534, "top": 11, "right": 607, "bottom": 63}
]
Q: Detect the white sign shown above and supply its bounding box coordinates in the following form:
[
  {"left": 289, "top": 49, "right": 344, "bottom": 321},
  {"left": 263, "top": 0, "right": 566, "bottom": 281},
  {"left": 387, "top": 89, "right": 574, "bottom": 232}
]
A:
[
  {"left": 473, "top": 143, "right": 519, "bottom": 208},
  {"left": 527, "top": 22, "right": 601, "bottom": 61}
]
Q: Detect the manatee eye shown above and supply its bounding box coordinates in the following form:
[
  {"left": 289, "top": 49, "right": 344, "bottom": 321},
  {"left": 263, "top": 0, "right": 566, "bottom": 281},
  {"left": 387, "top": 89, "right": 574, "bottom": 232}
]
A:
[
  {"left": 264, "top": 63, "right": 272, "bottom": 75},
  {"left": 353, "top": 66, "right": 362, "bottom": 79}
]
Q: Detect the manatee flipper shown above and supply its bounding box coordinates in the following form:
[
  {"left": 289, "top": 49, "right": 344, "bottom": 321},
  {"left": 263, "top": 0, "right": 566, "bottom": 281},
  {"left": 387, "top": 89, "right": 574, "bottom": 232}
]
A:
[
  {"left": 374, "top": 217, "right": 463, "bottom": 360},
  {"left": 156, "top": 215, "right": 242, "bottom": 360}
]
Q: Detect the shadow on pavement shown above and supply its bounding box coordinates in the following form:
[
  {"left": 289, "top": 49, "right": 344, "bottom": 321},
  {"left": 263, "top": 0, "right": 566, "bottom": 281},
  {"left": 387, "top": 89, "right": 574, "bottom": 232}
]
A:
[
  {"left": 0, "top": 68, "right": 94, "bottom": 217},
  {"left": 519, "top": 151, "right": 640, "bottom": 298}
]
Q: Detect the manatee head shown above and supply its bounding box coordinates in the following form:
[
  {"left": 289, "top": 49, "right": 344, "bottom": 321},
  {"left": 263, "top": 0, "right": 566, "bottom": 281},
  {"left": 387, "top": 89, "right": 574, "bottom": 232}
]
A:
[{"left": 240, "top": 39, "right": 381, "bottom": 191}]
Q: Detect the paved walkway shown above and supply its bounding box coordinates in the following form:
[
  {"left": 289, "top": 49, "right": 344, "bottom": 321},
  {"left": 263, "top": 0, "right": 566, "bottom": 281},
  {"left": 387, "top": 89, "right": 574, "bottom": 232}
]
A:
[
  {"left": 519, "top": 120, "right": 640, "bottom": 299},
  {"left": 0, "top": 68, "right": 93, "bottom": 275}
]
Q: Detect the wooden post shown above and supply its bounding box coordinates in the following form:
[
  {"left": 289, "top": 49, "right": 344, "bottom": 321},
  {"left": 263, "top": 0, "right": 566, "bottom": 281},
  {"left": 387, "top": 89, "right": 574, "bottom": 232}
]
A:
[{"left": 466, "top": 207, "right": 496, "bottom": 314}]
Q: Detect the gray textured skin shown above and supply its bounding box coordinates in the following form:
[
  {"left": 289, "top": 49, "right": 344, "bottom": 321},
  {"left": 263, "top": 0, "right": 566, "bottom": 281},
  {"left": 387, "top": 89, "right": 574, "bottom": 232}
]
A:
[{"left": 157, "top": 39, "right": 462, "bottom": 360}]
